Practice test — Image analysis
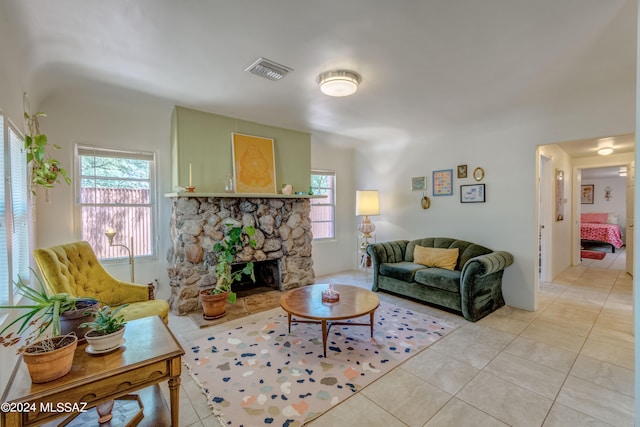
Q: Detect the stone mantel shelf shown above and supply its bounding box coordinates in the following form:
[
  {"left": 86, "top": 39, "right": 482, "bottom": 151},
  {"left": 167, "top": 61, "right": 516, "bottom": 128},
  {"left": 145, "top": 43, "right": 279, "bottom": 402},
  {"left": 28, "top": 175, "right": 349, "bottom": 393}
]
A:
[{"left": 164, "top": 192, "right": 326, "bottom": 199}]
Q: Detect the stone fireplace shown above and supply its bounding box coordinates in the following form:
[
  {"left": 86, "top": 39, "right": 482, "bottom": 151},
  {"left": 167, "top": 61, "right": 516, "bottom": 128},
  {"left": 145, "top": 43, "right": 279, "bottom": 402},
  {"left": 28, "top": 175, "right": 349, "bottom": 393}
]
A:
[{"left": 166, "top": 194, "right": 315, "bottom": 315}]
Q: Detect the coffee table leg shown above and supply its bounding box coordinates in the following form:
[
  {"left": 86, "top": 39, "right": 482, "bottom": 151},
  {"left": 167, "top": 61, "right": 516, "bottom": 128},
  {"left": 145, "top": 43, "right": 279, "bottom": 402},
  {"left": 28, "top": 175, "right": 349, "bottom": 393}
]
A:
[
  {"left": 370, "top": 312, "right": 375, "bottom": 337},
  {"left": 288, "top": 312, "right": 292, "bottom": 333},
  {"left": 322, "top": 320, "right": 328, "bottom": 357}
]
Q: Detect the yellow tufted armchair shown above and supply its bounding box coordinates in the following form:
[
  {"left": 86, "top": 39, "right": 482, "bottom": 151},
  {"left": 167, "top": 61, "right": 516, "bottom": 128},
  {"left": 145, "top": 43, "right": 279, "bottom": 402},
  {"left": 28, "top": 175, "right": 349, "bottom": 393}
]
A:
[{"left": 33, "top": 241, "right": 169, "bottom": 324}]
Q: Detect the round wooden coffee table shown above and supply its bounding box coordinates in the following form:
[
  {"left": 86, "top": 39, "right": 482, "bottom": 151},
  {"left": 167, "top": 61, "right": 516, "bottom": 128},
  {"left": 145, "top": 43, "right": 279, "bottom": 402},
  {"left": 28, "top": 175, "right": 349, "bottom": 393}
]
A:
[{"left": 279, "top": 284, "right": 380, "bottom": 357}]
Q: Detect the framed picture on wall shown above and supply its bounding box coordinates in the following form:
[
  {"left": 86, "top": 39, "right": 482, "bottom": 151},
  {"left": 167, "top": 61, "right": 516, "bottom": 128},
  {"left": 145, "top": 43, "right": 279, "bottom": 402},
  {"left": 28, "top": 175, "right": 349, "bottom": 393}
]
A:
[
  {"left": 581, "top": 184, "right": 594, "bottom": 204},
  {"left": 411, "top": 176, "right": 427, "bottom": 191},
  {"left": 432, "top": 169, "right": 453, "bottom": 196},
  {"left": 232, "top": 132, "right": 277, "bottom": 194},
  {"left": 460, "top": 184, "right": 485, "bottom": 203}
]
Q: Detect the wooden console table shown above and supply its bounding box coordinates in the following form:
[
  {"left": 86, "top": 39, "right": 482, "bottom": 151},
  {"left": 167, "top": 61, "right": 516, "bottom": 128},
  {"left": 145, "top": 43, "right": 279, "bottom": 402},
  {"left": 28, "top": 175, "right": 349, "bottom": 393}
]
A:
[{"left": 1, "top": 316, "right": 184, "bottom": 427}]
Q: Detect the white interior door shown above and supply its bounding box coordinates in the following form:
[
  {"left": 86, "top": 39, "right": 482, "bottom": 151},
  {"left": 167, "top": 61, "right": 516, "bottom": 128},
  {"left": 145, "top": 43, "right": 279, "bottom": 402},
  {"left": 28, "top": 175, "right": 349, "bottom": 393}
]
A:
[{"left": 626, "top": 161, "right": 634, "bottom": 276}]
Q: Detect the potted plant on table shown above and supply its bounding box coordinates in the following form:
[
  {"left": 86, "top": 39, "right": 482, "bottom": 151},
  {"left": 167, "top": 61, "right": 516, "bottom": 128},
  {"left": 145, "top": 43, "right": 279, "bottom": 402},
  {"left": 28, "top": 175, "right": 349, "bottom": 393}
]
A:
[
  {"left": 80, "top": 305, "right": 128, "bottom": 353},
  {"left": 0, "top": 273, "right": 97, "bottom": 383},
  {"left": 200, "top": 224, "right": 257, "bottom": 320}
]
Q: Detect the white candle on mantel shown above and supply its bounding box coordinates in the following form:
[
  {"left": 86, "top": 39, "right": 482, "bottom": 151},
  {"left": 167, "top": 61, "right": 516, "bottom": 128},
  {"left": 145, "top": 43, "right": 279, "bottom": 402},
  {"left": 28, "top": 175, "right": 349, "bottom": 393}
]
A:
[{"left": 189, "top": 163, "right": 192, "bottom": 186}]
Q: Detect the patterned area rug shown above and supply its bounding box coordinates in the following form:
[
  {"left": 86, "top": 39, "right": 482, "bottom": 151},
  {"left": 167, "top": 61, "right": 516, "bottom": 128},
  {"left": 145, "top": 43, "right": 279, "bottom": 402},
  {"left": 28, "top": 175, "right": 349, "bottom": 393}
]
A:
[
  {"left": 581, "top": 250, "right": 606, "bottom": 260},
  {"left": 184, "top": 301, "right": 457, "bottom": 426}
]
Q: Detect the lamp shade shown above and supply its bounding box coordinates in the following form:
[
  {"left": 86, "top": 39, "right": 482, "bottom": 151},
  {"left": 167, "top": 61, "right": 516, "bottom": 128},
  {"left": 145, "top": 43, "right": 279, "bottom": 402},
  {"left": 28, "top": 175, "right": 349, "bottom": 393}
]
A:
[{"left": 356, "top": 190, "right": 380, "bottom": 216}]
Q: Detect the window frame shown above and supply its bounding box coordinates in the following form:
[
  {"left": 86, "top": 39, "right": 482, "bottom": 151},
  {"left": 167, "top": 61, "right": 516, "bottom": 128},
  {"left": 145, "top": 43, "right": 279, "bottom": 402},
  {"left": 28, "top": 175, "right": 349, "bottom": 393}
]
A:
[
  {"left": 0, "top": 111, "right": 31, "bottom": 307},
  {"left": 74, "top": 144, "right": 158, "bottom": 263},
  {"left": 310, "top": 169, "right": 336, "bottom": 240}
]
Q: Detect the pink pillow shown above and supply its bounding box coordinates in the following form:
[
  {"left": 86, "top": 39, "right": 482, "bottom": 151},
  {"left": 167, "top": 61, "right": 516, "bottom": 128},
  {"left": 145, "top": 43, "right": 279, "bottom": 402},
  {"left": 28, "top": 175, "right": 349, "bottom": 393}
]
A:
[{"left": 581, "top": 213, "right": 608, "bottom": 224}]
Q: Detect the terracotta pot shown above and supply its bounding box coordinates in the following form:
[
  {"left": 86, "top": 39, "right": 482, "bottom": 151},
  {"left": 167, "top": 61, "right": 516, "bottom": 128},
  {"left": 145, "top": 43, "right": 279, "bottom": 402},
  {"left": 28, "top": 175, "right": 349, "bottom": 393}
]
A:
[
  {"left": 60, "top": 299, "right": 99, "bottom": 341},
  {"left": 22, "top": 335, "right": 78, "bottom": 383},
  {"left": 200, "top": 290, "right": 228, "bottom": 320},
  {"left": 85, "top": 326, "right": 126, "bottom": 353}
]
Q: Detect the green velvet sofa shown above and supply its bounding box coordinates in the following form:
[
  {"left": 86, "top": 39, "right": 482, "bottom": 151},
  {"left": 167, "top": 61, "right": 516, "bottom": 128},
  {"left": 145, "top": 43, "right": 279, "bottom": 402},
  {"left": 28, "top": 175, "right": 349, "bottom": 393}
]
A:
[{"left": 367, "top": 237, "right": 514, "bottom": 322}]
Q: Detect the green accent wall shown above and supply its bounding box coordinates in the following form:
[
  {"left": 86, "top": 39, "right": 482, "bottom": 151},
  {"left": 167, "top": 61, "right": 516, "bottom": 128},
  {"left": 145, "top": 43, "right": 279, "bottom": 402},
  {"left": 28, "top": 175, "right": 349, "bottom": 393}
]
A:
[{"left": 170, "top": 106, "right": 311, "bottom": 193}]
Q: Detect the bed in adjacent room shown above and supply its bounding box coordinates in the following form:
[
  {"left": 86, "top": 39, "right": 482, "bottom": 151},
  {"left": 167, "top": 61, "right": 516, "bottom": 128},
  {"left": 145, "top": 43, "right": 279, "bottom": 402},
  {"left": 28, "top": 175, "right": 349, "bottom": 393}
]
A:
[{"left": 580, "top": 212, "right": 624, "bottom": 253}]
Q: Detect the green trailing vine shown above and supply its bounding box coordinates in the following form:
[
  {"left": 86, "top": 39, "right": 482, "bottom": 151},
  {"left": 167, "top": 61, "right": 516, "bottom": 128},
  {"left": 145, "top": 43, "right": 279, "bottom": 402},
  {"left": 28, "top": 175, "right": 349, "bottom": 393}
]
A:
[{"left": 23, "top": 93, "right": 71, "bottom": 194}]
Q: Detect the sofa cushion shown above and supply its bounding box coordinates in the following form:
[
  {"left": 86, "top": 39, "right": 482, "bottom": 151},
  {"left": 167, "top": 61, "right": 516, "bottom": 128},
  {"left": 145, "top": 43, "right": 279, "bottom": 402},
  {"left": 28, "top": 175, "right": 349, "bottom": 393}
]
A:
[
  {"left": 406, "top": 238, "right": 493, "bottom": 270},
  {"left": 414, "top": 268, "right": 461, "bottom": 293},
  {"left": 414, "top": 246, "right": 459, "bottom": 270},
  {"left": 380, "top": 262, "right": 426, "bottom": 282}
]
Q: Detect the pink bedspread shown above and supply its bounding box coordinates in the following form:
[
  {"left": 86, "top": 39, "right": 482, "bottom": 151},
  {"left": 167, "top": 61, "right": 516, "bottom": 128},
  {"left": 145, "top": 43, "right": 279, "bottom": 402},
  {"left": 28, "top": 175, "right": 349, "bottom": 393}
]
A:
[{"left": 580, "top": 223, "right": 624, "bottom": 248}]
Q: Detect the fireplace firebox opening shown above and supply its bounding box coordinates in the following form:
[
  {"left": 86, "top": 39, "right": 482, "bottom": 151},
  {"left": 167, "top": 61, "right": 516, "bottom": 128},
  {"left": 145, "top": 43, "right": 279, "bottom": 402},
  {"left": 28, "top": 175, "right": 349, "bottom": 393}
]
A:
[{"left": 230, "top": 259, "right": 280, "bottom": 295}]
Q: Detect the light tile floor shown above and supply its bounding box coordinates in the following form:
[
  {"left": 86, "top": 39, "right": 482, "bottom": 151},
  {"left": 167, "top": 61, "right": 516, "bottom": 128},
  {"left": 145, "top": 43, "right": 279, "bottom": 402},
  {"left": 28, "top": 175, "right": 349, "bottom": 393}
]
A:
[{"left": 164, "top": 248, "right": 634, "bottom": 426}]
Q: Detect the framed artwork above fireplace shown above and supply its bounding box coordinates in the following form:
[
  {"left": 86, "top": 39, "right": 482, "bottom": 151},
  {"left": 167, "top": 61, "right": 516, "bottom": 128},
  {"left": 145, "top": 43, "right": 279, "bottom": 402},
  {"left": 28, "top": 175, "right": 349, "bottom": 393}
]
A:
[{"left": 232, "top": 132, "right": 277, "bottom": 194}]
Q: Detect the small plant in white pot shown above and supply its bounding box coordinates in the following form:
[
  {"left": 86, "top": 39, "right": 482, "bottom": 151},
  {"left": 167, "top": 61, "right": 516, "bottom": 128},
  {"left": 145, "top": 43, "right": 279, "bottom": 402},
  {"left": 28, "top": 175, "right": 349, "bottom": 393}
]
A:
[{"left": 80, "top": 305, "right": 128, "bottom": 354}]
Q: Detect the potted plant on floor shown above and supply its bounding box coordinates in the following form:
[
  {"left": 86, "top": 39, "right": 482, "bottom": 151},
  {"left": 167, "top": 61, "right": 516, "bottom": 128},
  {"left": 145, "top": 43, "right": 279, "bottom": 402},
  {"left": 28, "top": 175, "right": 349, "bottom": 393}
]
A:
[
  {"left": 80, "top": 305, "right": 128, "bottom": 353},
  {"left": 0, "top": 273, "right": 96, "bottom": 383},
  {"left": 200, "top": 224, "right": 257, "bottom": 320}
]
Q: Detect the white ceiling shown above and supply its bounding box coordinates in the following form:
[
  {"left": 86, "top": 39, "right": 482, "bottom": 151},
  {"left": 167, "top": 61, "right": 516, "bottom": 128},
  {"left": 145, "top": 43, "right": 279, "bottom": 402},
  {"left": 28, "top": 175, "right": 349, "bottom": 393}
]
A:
[
  {"left": 581, "top": 165, "right": 628, "bottom": 179},
  {"left": 2, "top": 0, "right": 636, "bottom": 149},
  {"left": 559, "top": 133, "right": 635, "bottom": 159}
]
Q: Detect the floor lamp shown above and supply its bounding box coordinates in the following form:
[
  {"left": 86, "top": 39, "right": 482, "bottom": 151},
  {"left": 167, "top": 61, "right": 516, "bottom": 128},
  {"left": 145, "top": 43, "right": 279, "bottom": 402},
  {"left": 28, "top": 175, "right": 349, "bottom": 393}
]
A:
[
  {"left": 356, "top": 190, "right": 380, "bottom": 251},
  {"left": 105, "top": 228, "right": 135, "bottom": 282}
]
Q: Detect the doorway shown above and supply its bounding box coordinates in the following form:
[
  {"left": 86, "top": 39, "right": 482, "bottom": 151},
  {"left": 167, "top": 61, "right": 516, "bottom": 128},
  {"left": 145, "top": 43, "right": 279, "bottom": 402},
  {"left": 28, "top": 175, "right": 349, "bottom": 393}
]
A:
[
  {"left": 536, "top": 134, "right": 635, "bottom": 285},
  {"left": 539, "top": 154, "right": 552, "bottom": 284},
  {"left": 578, "top": 164, "right": 633, "bottom": 275}
]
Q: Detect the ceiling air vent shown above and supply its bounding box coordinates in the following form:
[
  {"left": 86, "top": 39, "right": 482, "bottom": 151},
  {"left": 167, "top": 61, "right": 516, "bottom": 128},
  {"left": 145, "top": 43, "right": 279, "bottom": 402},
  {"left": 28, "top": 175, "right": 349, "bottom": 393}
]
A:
[{"left": 245, "top": 57, "right": 293, "bottom": 81}]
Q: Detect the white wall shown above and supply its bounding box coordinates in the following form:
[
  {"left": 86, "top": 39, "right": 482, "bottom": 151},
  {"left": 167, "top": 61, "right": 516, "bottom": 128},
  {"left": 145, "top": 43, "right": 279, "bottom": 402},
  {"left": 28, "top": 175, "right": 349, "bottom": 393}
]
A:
[{"left": 311, "top": 133, "right": 357, "bottom": 276}]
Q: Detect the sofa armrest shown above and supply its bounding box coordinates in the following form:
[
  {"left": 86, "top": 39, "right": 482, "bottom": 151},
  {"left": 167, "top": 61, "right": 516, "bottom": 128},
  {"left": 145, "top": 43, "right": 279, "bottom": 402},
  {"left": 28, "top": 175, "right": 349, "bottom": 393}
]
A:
[
  {"left": 367, "top": 240, "right": 409, "bottom": 291},
  {"left": 99, "top": 280, "right": 151, "bottom": 306},
  {"left": 367, "top": 240, "right": 409, "bottom": 264},
  {"left": 460, "top": 251, "right": 514, "bottom": 322},
  {"left": 461, "top": 251, "right": 514, "bottom": 279}
]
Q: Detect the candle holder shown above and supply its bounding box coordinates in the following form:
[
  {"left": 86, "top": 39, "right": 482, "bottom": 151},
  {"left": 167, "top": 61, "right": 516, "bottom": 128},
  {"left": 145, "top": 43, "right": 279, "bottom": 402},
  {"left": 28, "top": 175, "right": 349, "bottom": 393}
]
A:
[
  {"left": 322, "top": 284, "right": 340, "bottom": 303},
  {"left": 185, "top": 186, "right": 196, "bottom": 193}
]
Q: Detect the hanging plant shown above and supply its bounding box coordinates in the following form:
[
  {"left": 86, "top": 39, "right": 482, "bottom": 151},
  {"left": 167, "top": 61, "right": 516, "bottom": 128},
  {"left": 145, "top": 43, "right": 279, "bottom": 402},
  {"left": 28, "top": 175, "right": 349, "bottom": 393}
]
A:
[{"left": 23, "top": 93, "right": 71, "bottom": 194}]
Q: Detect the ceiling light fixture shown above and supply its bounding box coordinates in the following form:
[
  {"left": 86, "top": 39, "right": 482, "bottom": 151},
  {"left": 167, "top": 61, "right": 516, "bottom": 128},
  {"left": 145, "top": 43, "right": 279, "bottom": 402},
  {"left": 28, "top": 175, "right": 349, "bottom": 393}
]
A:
[
  {"left": 597, "top": 137, "right": 614, "bottom": 156},
  {"left": 318, "top": 70, "right": 361, "bottom": 97}
]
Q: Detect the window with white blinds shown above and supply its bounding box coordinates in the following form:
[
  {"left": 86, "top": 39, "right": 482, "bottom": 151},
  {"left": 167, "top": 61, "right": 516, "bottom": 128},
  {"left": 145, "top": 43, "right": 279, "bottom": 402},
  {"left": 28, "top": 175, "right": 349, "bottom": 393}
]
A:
[
  {"left": 0, "top": 113, "right": 29, "bottom": 306},
  {"left": 9, "top": 127, "right": 28, "bottom": 290},
  {"left": 76, "top": 145, "right": 156, "bottom": 260},
  {"left": 0, "top": 112, "right": 8, "bottom": 305}
]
